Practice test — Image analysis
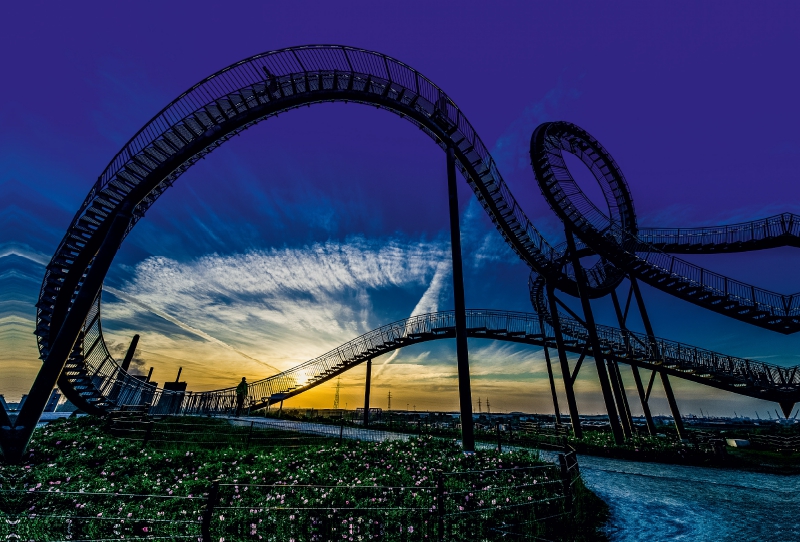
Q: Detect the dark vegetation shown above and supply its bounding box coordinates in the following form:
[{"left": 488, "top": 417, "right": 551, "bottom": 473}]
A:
[{"left": 0, "top": 416, "right": 609, "bottom": 541}]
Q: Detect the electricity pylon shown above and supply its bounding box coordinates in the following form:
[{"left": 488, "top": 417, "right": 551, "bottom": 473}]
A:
[{"left": 333, "top": 377, "right": 341, "bottom": 409}]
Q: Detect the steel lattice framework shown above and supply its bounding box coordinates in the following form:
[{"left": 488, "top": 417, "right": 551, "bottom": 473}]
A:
[
  {"left": 530, "top": 122, "right": 800, "bottom": 332},
  {"left": 0, "top": 45, "right": 796, "bottom": 462},
  {"left": 133, "top": 308, "right": 798, "bottom": 417}
]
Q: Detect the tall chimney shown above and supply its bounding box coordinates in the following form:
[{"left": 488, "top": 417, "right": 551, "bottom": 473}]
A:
[{"left": 121, "top": 334, "right": 140, "bottom": 372}]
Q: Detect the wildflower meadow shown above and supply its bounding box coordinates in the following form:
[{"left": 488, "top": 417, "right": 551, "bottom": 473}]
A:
[{"left": 0, "top": 416, "right": 608, "bottom": 540}]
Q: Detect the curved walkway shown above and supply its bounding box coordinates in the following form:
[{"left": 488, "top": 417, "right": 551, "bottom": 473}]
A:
[{"left": 28, "top": 46, "right": 800, "bottom": 420}]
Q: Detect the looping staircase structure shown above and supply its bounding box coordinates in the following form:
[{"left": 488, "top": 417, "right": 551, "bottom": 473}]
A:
[
  {"left": 143, "top": 307, "right": 799, "bottom": 418},
  {"left": 531, "top": 122, "right": 800, "bottom": 333},
  {"left": 14, "top": 45, "right": 800, "bottom": 440}
]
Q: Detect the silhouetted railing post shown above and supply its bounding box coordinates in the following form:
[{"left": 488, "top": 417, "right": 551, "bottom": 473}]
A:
[
  {"left": 558, "top": 454, "right": 572, "bottom": 513},
  {"left": 245, "top": 420, "right": 254, "bottom": 448},
  {"left": 143, "top": 421, "right": 154, "bottom": 445},
  {"left": 496, "top": 422, "right": 502, "bottom": 453},
  {"left": 201, "top": 479, "right": 220, "bottom": 542},
  {"left": 437, "top": 474, "right": 445, "bottom": 542},
  {"left": 446, "top": 145, "right": 475, "bottom": 453}
]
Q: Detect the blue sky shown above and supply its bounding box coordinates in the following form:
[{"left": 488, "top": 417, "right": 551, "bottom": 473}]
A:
[{"left": 2, "top": 1, "right": 800, "bottom": 418}]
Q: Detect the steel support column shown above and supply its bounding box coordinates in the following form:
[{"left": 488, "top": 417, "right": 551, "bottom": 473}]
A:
[
  {"left": 540, "top": 317, "right": 562, "bottom": 425},
  {"left": 363, "top": 359, "right": 372, "bottom": 427},
  {"left": 630, "top": 278, "right": 685, "bottom": 440},
  {"left": 547, "top": 284, "right": 582, "bottom": 438},
  {"left": 446, "top": 146, "right": 475, "bottom": 453},
  {"left": 1, "top": 204, "right": 133, "bottom": 463},
  {"left": 610, "top": 289, "right": 656, "bottom": 435},
  {"left": 565, "top": 230, "right": 624, "bottom": 444},
  {"left": 609, "top": 361, "right": 634, "bottom": 438},
  {"left": 630, "top": 365, "right": 656, "bottom": 435},
  {"left": 607, "top": 360, "right": 632, "bottom": 438},
  {"left": 659, "top": 371, "right": 686, "bottom": 439}
]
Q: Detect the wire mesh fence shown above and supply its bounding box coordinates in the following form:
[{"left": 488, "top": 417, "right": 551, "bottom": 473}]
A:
[
  {"left": 0, "top": 488, "right": 203, "bottom": 540},
  {"left": 203, "top": 453, "right": 579, "bottom": 541},
  {"left": 438, "top": 464, "right": 572, "bottom": 540},
  {"left": 211, "top": 481, "right": 438, "bottom": 540},
  {"left": 108, "top": 411, "right": 421, "bottom": 450},
  {"left": 2, "top": 454, "right": 578, "bottom": 541},
  {"left": 109, "top": 415, "right": 339, "bottom": 449},
  {"left": 7, "top": 414, "right": 583, "bottom": 541}
]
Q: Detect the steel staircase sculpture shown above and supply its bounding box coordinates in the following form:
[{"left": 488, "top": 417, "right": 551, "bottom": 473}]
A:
[
  {"left": 8, "top": 46, "right": 795, "bottom": 445},
  {"left": 164, "top": 308, "right": 799, "bottom": 417},
  {"left": 32, "top": 46, "right": 606, "bottom": 416},
  {"left": 531, "top": 122, "right": 800, "bottom": 333},
  {"left": 638, "top": 213, "right": 800, "bottom": 253}
]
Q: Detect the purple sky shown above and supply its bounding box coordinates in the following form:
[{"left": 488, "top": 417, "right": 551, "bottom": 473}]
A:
[{"left": 2, "top": 1, "right": 799, "bottom": 417}]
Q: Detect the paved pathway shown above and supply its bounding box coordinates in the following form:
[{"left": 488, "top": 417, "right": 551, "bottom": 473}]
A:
[{"left": 228, "top": 416, "right": 562, "bottom": 461}]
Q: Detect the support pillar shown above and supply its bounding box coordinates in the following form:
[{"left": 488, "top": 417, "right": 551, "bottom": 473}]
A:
[
  {"left": 564, "top": 229, "right": 624, "bottom": 444},
  {"left": 446, "top": 146, "right": 475, "bottom": 453},
  {"left": 630, "top": 365, "right": 656, "bottom": 435},
  {"left": 610, "top": 289, "right": 656, "bottom": 435},
  {"left": 547, "top": 284, "right": 582, "bottom": 439},
  {"left": 630, "top": 278, "right": 685, "bottom": 440},
  {"left": 539, "top": 318, "right": 562, "bottom": 425},
  {"left": 660, "top": 372, "right": 685, "bottom": 439},
  {"left": 601, "top": 292, "right": 632, "bottom": 437},
  {"left": 363, "top": 359, "right": 372, "bottom": 427},
  {"left": 609, "top": 361, "right": 633, "bottom": 438},
  {"left": 543, "top": 345, "right": 563, "bottom": 426},
  {"left": 1, "top": 203, "right": 133, "bottom": 463}
]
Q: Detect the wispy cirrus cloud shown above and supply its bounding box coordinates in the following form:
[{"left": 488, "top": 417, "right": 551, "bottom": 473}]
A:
[
  {"left": 101, "top": 235, "right": 453, "bottom": 389},
  {"left": 103, "top": 286, "right": 282, "bottom": 373}
]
